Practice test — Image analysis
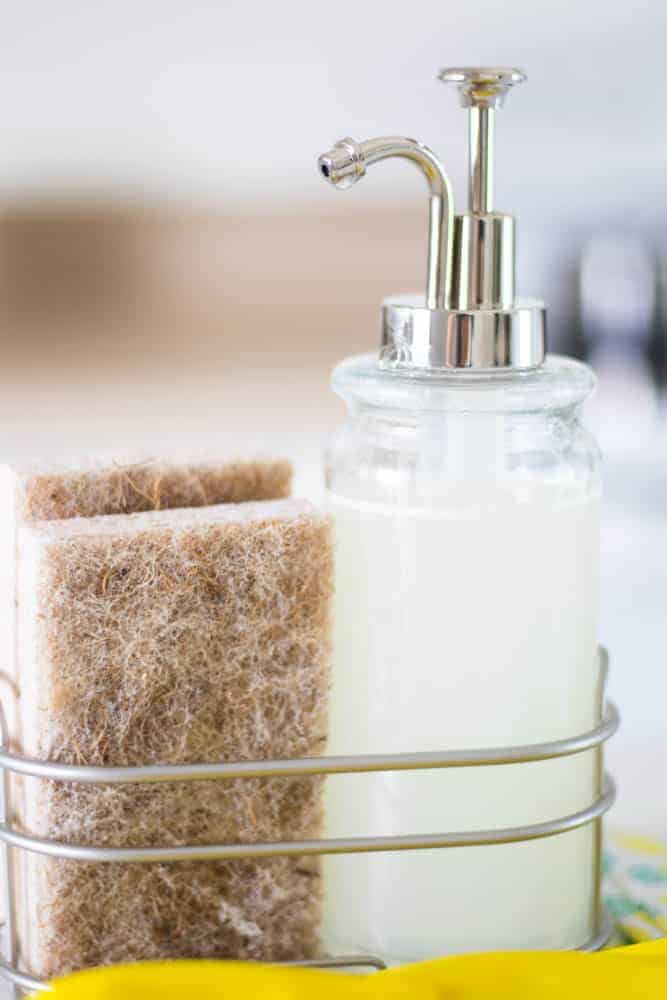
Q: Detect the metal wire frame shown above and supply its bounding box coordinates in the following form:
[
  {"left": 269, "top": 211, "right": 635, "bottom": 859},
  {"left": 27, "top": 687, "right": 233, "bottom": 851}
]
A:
[{"left": 0, "top": 647, "right": 619, "bottom": 995}]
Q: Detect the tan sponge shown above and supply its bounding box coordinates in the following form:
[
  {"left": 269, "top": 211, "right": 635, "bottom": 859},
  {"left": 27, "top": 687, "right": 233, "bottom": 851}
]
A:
[{"left": 0, "top": 458, "right": 333, "bottom": 979}]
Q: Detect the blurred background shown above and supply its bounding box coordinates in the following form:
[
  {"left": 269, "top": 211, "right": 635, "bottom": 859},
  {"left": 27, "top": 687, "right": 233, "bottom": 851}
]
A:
[{"left": 1, "top": 1, "right": 665, "bottom": 826}]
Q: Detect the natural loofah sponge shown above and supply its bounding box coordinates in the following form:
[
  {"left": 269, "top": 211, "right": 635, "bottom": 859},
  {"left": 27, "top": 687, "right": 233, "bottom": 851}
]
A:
[
  {"left": 7, "top": 484, "right": 332, "bottom": 978},
  {"left": 0, "top": 455, "right": 293, "bottom": 757}
]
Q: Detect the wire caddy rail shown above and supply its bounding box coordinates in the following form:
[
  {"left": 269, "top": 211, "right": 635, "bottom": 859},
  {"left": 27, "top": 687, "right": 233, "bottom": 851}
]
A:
[{"left": 0, "top": 647, "right": 619, "bottom": 995}]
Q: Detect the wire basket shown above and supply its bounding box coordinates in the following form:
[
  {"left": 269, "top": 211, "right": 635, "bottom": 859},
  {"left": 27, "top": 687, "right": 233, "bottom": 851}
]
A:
[{"left": 0, "top": 647, "right": 619, "bottom": 996}]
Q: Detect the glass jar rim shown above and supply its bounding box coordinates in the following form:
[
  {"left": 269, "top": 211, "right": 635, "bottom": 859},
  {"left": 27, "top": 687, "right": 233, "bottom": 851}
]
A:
[{"left": 331, "top": 353, "right": 596, "bottom": 415}]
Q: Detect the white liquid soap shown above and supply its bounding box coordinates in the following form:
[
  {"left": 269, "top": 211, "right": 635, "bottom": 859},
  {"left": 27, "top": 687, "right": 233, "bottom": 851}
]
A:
[{"left": 322, "top": 484, "right": 601, "bottom": 961}]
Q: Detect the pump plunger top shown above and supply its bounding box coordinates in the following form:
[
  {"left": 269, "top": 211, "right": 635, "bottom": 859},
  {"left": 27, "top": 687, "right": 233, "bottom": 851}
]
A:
[{"left": 439, "top": 67, "right": 526, "bottom": 215}]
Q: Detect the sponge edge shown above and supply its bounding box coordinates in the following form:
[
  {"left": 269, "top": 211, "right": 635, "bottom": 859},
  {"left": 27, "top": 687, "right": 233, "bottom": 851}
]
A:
[
  {"left": 14, "top": 454, "right": 293, "bottom": 521},
  {"left": 14, "top": 496, "right": 333, "bottom": 978}
]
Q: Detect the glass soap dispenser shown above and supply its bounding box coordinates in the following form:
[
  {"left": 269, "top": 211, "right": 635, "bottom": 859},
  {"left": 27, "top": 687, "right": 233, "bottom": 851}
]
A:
[{"left": 317, "top": 69, "right": 606, "bottom": 963}]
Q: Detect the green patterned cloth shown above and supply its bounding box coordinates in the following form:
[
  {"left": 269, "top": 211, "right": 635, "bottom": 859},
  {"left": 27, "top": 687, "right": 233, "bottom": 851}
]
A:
[{"left": 604, "top": 831, "right": 667, "bottom": 942}]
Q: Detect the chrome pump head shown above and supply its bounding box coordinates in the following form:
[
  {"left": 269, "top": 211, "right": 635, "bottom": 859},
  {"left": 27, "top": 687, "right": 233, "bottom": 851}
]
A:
[{"left": 317, "top": 66, "right": 545, "bottom": 371}]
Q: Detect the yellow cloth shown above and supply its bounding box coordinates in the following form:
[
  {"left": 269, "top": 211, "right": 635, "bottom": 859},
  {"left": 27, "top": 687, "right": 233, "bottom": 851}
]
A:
[{"left": 40, "top": 941, "right": 667, "bottom": 999}]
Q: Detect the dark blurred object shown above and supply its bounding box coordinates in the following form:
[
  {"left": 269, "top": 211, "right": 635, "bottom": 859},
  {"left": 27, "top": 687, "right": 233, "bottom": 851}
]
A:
[
  {"left": 577, "top": 235, "right": 658, "bottom": 455},
  {"left": 649, "top": 250, "right": 667, "bottom": 390},
  {"left": 579, "top": 235, "right": 656, "bottom": 357}
]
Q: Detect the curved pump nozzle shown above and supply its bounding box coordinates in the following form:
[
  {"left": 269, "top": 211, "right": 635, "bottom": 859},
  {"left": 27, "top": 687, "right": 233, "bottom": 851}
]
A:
[{"left": 318, "top": 137, "right": 453, "bottom": 311}]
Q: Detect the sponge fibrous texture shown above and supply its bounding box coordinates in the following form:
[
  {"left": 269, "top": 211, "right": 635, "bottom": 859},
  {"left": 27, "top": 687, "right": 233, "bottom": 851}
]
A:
[
  {"left": 18, "top": 456, "right": 292, "bottom": 521},
  {"left": 11, "top": 460, "right": 332, "bottom": 979}
]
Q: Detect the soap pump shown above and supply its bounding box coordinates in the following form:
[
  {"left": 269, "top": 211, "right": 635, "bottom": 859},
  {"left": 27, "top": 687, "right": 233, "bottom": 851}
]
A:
[
  {"left": 318, "top": 67, "right": 545, "bottom": 371},
  {"left": 318, "top": 68, "right": 609, "bottom": 963}
]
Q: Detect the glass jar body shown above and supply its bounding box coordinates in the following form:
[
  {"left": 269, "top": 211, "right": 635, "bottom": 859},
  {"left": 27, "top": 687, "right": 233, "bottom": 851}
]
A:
[{"left": 321, "top": 354, "right": 602, "bottom": 962}]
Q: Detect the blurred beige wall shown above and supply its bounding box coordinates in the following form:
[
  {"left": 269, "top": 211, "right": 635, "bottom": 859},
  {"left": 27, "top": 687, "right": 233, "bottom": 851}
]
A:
[
  {"left": 0, "top": 202, "right": 427, "bottom": 481},
  {"left": 0, "top": 203, "right": 425, "bottom": 375}
]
